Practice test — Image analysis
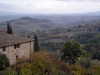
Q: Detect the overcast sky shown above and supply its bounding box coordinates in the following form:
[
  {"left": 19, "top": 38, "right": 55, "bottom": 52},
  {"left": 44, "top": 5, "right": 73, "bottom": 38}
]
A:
[{"left": 0, "top": 0, "right": 100, "bottom": 14}]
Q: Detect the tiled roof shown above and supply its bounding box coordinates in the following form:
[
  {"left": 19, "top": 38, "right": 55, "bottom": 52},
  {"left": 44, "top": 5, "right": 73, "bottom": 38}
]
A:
[{"left": 0, "top": 33, "right": 33, "bottom": 47}]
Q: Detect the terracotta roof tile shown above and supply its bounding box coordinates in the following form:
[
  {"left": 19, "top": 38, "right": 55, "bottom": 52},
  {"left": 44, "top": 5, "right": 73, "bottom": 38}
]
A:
[{"left": 0, "top": 33, "right": 33, "bottom": 47}]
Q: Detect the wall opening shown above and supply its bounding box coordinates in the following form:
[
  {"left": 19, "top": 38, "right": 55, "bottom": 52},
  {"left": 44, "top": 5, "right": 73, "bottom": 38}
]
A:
[
  {"left": 16, "top": 55, "right": 18, "bottom": 59},
  {"left": 2, "top": 47, "right": 6, "bottom": 52},
  {"left": 14, "top": 44, "right": 20, "bottom": 49}
]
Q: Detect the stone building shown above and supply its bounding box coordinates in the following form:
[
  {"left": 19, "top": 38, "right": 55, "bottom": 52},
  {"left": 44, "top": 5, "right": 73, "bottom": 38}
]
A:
[{"left": 0, "top": 31, "right": 33, "bottom": 65}]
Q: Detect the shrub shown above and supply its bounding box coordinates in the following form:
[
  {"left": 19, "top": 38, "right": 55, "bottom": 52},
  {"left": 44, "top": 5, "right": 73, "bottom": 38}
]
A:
[
  {"left": 0, "top": 53, "right": 10, "bottom": 70},
  {"left": 92, "top": 51, "right": 100, "bottom": 60},
  {"left": 79, "top": 58, "right": 91, "bottom": 68}
]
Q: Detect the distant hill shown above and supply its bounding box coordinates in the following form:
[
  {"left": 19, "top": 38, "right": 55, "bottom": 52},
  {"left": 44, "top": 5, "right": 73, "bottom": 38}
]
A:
[
  {"left": 0, "top": 15, "right": 100, "bottom": 35},
  {"left": 85, "top": 11, "right": 100, "bottom": 16},
  {"left": 0, "top": 17, "right": 54, "bottom": 34},
  {"left": 0, "top": 11, "right": 100, "bottom": 16},
  {"left": 0, "top": 11, "right": 22, "bottom": 16},
  {"left": 0, "top": 16, "right": 22, "bottom": 22},
  {"left": 0, "top": 11, "right": 100, "bottom": 22}
]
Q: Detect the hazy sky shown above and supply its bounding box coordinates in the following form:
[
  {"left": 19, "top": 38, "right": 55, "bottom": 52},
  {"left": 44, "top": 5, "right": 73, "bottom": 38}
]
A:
[{"left": 0, "top": 0, "right": 100, "bottom": 14}]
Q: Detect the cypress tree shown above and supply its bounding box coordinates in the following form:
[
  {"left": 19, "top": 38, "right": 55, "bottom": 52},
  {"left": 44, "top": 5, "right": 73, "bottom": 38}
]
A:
[
  {"left": 27, "top": 36, "right": 30, "bottom": 38},
  {"left": 7, "top": 23, "right": 13, "bottom": 34},
  {"left": 9, "top": 26, "right": 13, "bottom": 34},
  {"left": 34, "top": 34, "right": 39, "bottom": 52},
  {"left": 7, "top": 23, "right": 10, "bottom": 34}
]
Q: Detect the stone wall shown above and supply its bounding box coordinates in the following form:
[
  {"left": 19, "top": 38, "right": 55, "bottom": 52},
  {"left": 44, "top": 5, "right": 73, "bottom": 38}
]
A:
[{"left": 0, "top": 41, "right": 33, "bottom": 65}]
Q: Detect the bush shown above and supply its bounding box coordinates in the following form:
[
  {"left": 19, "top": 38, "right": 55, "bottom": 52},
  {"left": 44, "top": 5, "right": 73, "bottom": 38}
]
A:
[
  {"left": 79, "top": 58, "right": 91, "bottom": 68},
  {"left": 0, "top": 71, "right": 7, "bottom": 75},
  {"left": 92, "top": 51, "right": 100, "bottom": 60},
  {"left": 0, "top": 53, "right": 10, "bottom": 70},
  {"left": 61, "top": 41, "right": 82, "bottom": 64}
]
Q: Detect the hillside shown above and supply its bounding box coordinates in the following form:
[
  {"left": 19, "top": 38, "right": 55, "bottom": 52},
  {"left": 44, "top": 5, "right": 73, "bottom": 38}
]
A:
[
  {"left": 0, "top": 15, "right": 100, "bottom": 35},
  {"left": 0, "top": 17, "right": 54, "bottom": 34},
  {"left": 26, "top": 20, "right": 100, "bottom": 42},
  {"left": 1, "top": 12, "right": 100, "bottom": 74},
  {"left": 32, "top": 21, "right": 100, "bottom": 52}
]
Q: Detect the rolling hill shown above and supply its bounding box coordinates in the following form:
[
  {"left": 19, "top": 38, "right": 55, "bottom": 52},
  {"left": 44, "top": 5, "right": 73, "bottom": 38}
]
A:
[{"left": 0, "top": 15, "right": 100, "bottom": 35}]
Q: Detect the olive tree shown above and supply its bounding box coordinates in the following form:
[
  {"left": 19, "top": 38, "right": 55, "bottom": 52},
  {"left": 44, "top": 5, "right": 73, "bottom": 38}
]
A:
[{"left": 61, "top": 41, "right": 82, "bottom": 64}]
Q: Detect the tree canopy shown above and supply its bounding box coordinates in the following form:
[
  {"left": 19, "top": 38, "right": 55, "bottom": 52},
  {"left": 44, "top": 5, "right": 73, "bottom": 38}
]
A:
[
  {"left": 61, "top": 41, "right": 82, "bottom": 64},
  {"left": 92, "top": 51, "right": 100, "bottom": 60},
  {"left": 34, "top": 34, "right": 39, "bottom": 52},
  {"left": 7, "top": 23, "right": 13, "bottom": 34},
  {"left": 0, "top": 53, "right": 10, "bottom": 70}
]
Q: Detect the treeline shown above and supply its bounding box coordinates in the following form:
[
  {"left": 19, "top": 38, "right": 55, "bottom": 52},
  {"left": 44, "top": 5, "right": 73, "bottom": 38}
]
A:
[
  {"left": 40, "top": 33, "right": 100, "bottom": 60},
  {"left": 0, "top": 38, "right": 100, "bottom": 75},
  {"left": 40, "top": 42, "right": 63, "bottom": 51},
  {"left": 75, "top": 33, "right": 100, "bottom": 60},
  {"left": 27, "top": 22, "right": 100, "bottom": 43}
]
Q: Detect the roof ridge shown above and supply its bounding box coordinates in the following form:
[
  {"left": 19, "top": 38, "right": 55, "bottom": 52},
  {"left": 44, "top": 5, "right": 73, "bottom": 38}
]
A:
[{"left": 0, "top": 33, "right": 33, "bottom": 47}]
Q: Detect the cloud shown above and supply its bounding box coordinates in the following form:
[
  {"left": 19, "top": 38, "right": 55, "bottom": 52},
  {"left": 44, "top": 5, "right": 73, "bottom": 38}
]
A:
[
  {"left": 0, "top": 3, "right": 29, "bottom": 13},
  {"left": 56, "top": 0, "right": 83, "bottom": 1},
  {"left": 0, "top": 0, "right": 100, "bottom": 14},
  {"left": 56, "top": 0, "right": 100, "bottom": 2},
  {"left": 91, "top": 0, "right": 100, "bottom": 1},
  {"left": 26, "top": 4, "right": 34, "bottom": 6},
  {"left": 0, "top": 3, "right": 17, "bottom": 12}
]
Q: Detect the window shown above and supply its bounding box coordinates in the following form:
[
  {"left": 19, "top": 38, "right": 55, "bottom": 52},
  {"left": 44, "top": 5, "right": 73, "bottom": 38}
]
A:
[
  {"left": 2, "top": 47, "right": 6, "bottom": 52},
  {"left": 16, "top": 55, "right": 18, "bottom": 59},
  {"left": 14, "top": 44, "right": 20, "bottom": 49},
  {"left": 16, "top": 44, "right": 20, "bottom": 48},
  {"left": 14, "top": 44, "right": 16, "bottom": 49}
]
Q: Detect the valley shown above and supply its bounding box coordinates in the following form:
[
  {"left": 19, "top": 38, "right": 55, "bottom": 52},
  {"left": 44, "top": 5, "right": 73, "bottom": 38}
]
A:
[
  {"left": 0, "top": 13, "right": 100, "bottom": 52},
  {"left": 0, "top": 14, "right": 100, "bottom": 34},
  {"left": 1, "top": 0, "right": 100, "bottom": 74}
]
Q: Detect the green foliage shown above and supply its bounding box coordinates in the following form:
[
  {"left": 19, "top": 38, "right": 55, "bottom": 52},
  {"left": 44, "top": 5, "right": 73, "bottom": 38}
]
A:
[
  {"left": 31, "top": 52, "right": 63, "bottom": 75},
  {"left": 7, "top": 23, "right": 13, "bottom": 34},
  {"left": 0, "top": 54, "right": 10, "bottom": 70},
  {"left": 0, "top": 52, "right": 100, "bottom": 75},
  {"left": 7, "top": 23, "right": 10, "bottom": 34},
  {"left": 40, "top": 42, "right": 63, "bottom": 52},
  {"left": 70, "top": 64, "right": 95, "bottom": 75},
  {"left": 9, "top": 25, "right": 13, "bottom": 34},
  {"left": 61, "top": 41, "right": 83, "bottom": 64},
  {"left": 34, "top": 34, "right": 39, "bottom": 52},
  {"left": 76, "top": 33, "right": 100, "bottom": 53},
  {"left": 92, "top": 51, "right": 100, "bottom": 60},
  {"left": 0, "top": 71, "right": 7, "bottom": 75},
  {"left": 27, "top": 35, "right": 30, "bottom": 38},
  {"left": 0, "top": 68, "right": 17, "bottom": 75},
  {"left": 76, "top": 33, "right": 97, "bottom": 44},
  {"left": 83, "top": 34, "right": 100, "bottom": 52},
  {"left": 15, "top": 52, "right": 69, "bottom": 75},
  {"left": 79, "top": 58, "right": 91, "bottom": 68}
]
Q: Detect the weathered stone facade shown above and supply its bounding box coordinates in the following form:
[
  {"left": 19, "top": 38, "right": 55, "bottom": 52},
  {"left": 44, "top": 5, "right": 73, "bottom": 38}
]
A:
[
  {"left": 0, "top": 42, "right": 33, "bottom": 65},
  {"left": 0, "top": 32, "right": 33, "bottom": 65}
]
